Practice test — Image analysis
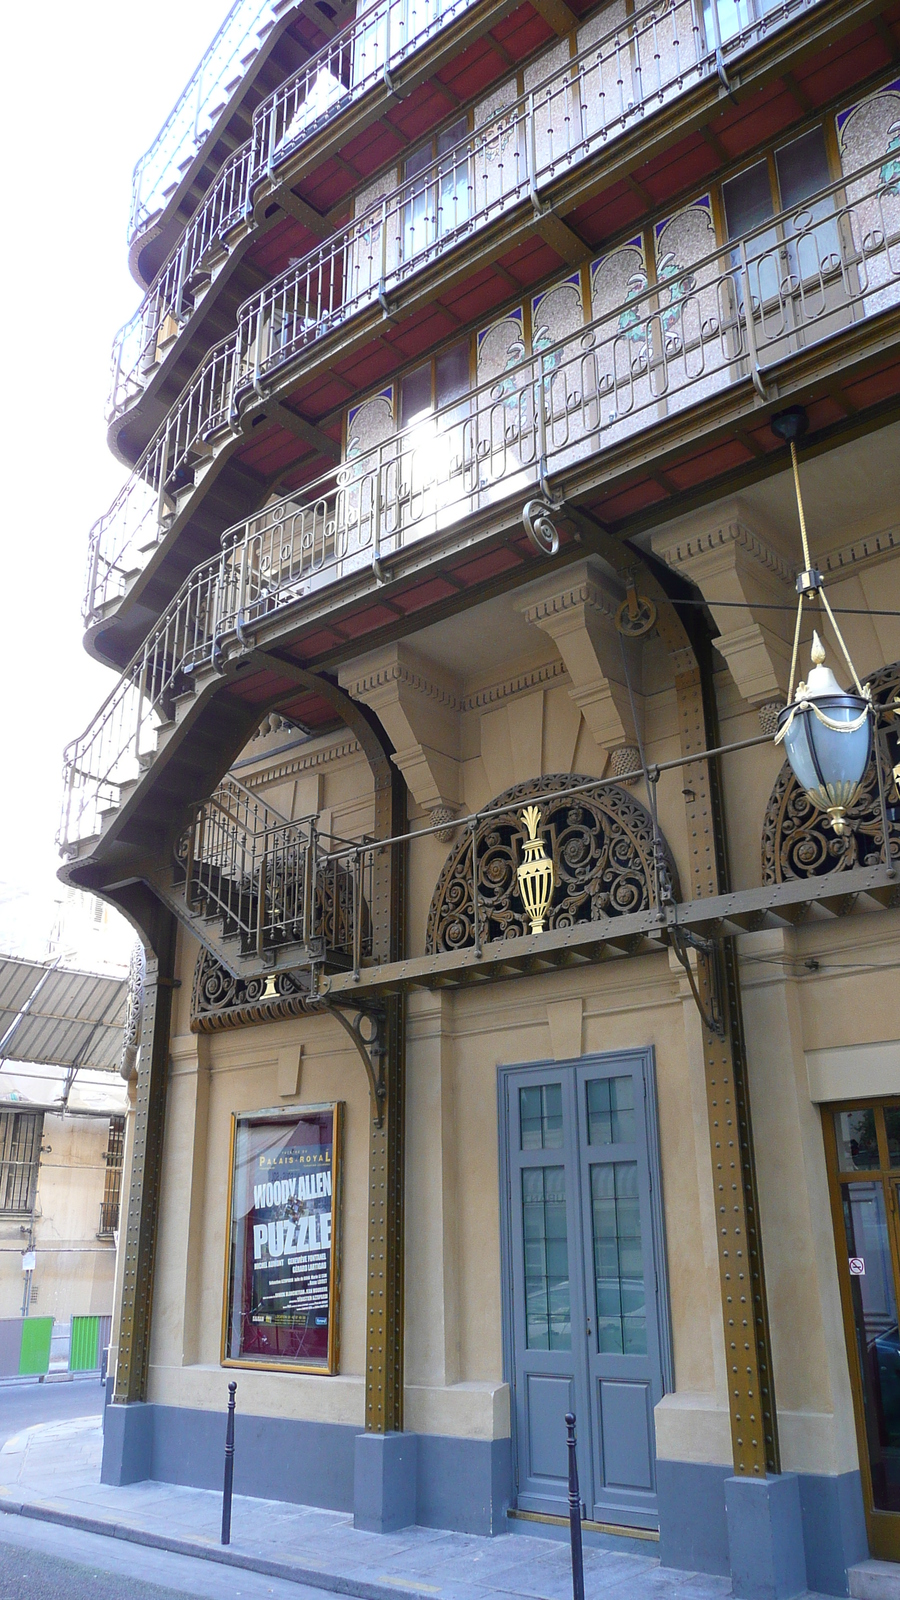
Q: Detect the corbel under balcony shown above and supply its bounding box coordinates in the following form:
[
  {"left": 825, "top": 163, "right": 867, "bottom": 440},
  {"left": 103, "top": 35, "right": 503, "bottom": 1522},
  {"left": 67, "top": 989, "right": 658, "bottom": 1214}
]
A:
[
  {"left": 649, "top": 502, "right": 797, "bottom": 715},
  {"left": 515, "top": 558, "right": 644, "bottom": 775},
  {"left": 338, "top": 643, "right": 462, "bottom": 833}
]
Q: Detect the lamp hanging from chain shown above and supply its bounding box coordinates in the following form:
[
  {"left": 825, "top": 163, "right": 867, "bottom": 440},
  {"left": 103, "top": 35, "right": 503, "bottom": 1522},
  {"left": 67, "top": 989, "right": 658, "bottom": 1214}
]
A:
[{"left": 771, "top": 408, "right": 872, "bottom": 836}]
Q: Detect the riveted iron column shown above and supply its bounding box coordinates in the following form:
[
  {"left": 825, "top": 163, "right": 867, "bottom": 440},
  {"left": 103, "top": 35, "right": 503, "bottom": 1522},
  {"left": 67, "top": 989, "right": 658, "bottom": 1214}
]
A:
[
  {"left": 114, "top": 905, "right": 177, "bottom": 1403},
  {"left": 675, "top": 636, "right": 779, "bottom": 1478},
  {"left": 366, "top": 759, "right": 406, "bottom": 1433}
]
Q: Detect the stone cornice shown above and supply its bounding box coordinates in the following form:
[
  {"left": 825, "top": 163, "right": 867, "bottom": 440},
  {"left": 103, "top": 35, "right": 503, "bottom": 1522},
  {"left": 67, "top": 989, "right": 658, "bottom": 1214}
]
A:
[
  {"left": 461, "top": 657, "right": 568, "bottom": 710},
  {"left": 519, "top": 575, "right": 619, "bottom": 629},
  {"left": 242, "top": 736, "right": 362, "bottom": 791},
  {"left": 652, "top": 517, "right": 794, "bottom": 587},
  {"left": 822, "top": 521, "right": 900, "bottom": 576},
  {"left": 344, "top": 658, "right": 461, "bottom": 711}
]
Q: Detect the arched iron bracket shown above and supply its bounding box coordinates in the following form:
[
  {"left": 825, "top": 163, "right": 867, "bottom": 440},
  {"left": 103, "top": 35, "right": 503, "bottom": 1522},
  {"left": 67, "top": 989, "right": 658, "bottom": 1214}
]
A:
[
  {"left": 669, "top": 927, "right": 725, "bottom": 1038},
  {"left": 319, "top": 1000, "right": 387, "bottom": 1127}
]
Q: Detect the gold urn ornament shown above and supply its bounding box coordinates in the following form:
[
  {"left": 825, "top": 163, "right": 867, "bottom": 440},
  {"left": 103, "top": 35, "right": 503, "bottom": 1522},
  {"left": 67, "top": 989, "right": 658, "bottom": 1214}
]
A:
[{"left": 517, "top": 805, "right": 556, "bottom": 934}]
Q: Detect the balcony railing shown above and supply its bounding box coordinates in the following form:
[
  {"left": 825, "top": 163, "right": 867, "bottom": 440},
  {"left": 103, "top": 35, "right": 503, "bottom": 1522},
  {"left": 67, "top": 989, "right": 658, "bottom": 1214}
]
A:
[
  {"left": 92, "top": 0, "right": 823, "bottom": 621},
  {"left": 62, "top": 152, "right": 900, "bottom": 852},
  {"left": 109, "top": 0, "right": 820, "bottom": 422},
  {"left": 175, "top": 773, "right": 370, "bottom": 960},
  {"left": 129, "top": 0, "right": 289, "bottom": 244},
  {"left": 112, "top": 0, "right": 487, "bottom": 418}
]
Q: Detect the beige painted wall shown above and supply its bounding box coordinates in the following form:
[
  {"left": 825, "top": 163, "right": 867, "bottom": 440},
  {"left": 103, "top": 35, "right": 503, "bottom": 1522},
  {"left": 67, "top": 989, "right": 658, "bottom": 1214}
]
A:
[
  {"left": 0, "top": 1112, "right": 117, "bottom": 1323},
  {"left": 125, "top": 507, "right": 900, "bottom": 1489}
]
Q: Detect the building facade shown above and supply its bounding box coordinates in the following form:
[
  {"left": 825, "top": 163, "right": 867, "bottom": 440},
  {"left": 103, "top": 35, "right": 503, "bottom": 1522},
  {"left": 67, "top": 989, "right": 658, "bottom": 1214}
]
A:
[
  {"left": 0, "top": 957, "right": 130, "bottom": 1366},
  {"left": 62, "top": 0, "right": 900, "bottom": 1591}
]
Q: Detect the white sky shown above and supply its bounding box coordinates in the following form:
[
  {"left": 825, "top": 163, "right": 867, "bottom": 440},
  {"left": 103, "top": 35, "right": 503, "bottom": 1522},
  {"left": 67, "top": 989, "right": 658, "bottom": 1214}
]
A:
[{"left": 0, "top": 1, "right": 232, "bottom": 965}]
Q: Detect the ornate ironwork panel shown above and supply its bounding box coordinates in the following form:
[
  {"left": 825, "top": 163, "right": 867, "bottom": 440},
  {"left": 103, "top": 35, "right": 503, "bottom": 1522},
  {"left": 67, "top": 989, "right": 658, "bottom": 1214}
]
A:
[
  {"left": 762, "top": 661, "right": 900, "bottom": 883},
  {"left": 191, "top": 949, "right": 315, "bottom": 1032},
  {"left": 426, "top": 774, "right": 677, "bottom": 954}
]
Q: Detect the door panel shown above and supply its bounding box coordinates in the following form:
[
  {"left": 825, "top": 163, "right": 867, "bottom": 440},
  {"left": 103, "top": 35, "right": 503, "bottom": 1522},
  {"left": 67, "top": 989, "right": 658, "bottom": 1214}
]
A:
[
  {"left": 578, "top": 1062, "right": 664, "bottom": 1528},
  {"left": 502, "top": 1053, "right": 669, "bottom": 1529},
  {"left": 596, "top": 1379, "right": 655, "bottom": 1492},
  {"left": 526, "top": 1374, "right": 576, "bottom": 1482},
  {"left": 506, "top": 1071, "right": 591, "bottom": 1514}
]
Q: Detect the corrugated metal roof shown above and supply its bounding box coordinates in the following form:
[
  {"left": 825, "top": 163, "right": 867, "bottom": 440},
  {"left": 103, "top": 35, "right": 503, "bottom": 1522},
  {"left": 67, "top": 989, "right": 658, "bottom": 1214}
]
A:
[{"left": 0, "top": 956, "right": 128, "bottom": 1072}]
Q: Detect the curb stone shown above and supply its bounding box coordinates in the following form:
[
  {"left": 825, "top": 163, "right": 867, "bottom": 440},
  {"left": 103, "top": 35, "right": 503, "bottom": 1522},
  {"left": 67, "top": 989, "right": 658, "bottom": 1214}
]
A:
[{"left": 0, "top": 1495, "right": 444, "bottom": 1600}]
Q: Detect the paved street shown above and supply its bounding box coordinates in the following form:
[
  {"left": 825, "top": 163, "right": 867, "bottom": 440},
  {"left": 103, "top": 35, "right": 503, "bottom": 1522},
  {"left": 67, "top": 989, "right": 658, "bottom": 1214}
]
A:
[
  {"left": 0, "top": 1378, "right": 104, "bottom": 1451},
  {"left": 0, "top": 1509, "right": 329, "bottom": 1598}
]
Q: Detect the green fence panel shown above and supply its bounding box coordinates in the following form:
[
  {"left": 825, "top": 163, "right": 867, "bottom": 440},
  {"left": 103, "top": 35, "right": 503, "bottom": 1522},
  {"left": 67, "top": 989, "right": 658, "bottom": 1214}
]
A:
[
  {"left": 18, "top": 1317, "right": 53, "bottom": 1376},
  {"left": 69, "top": 1316, "right": 100, "bottom": 1372}
]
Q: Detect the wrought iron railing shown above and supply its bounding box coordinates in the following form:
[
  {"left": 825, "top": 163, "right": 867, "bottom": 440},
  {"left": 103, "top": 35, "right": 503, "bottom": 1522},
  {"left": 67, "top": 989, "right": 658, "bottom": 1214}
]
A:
[
  {"left": 175, "top": 774, "right": 370, "bottom": 960},
  {"left": 129, "top": 0, "right": 290, "bottom": 243},
  {"left": 62, "top": 152, "right": 900, "bottom": 849},
  {"left": 109, "top": 0, "right": 820, "bottom": 423},
  {"left": 113, "top": 0, "right": 483, "bottom": 417}
]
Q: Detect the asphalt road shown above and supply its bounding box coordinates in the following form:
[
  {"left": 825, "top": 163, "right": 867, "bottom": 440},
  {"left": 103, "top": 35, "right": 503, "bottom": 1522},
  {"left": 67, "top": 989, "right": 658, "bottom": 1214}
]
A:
[
  {"left": 0, "top": 1512, "right": 329, "bottom": 1599},
  {"left": 0, "top": 1377, "right": 104, "bottom": 1449}
]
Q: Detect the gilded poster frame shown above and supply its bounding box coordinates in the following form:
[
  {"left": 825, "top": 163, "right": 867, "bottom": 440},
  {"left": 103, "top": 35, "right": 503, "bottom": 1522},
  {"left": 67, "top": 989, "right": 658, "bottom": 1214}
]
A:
[{"left": 220, "top": 1101, "right": 343, "bottom": 1375}]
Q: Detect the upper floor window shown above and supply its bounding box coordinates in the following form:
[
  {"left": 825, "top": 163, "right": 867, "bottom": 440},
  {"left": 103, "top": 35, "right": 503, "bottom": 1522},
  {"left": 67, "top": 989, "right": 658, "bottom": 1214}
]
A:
[
  {"left": 703, "top": 0, "right": 784, "bottom": 44},
  {"left": 99, "top": 1115, "right": 126, "bottom": 1238},
  {"left": 0, "top": 1111, "right": 42, "bottom": 1215},
  {"left": 722, "top": 123, "right": 838, "bottom": 292},
  {"left": 403, "top": 116, "right": 470, "bottom": 261}
]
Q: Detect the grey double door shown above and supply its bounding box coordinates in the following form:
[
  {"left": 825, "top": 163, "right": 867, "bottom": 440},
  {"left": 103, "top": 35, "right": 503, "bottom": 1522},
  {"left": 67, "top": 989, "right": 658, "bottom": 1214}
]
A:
[{"left": 501, "top": 1052, "right": 670, "bottom": 1531}]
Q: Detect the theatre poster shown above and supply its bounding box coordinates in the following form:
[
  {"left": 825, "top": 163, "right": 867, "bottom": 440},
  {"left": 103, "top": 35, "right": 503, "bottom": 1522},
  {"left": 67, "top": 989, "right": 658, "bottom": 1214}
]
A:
[{"left": 222, "top": 1102, "right": 342, "bottom": 1372}]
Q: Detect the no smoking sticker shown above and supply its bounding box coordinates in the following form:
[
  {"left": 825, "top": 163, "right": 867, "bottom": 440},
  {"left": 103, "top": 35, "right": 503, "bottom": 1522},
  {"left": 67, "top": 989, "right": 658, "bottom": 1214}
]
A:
[{"left": 849, "top": 1258, "right": 866, "bottom": 1276}]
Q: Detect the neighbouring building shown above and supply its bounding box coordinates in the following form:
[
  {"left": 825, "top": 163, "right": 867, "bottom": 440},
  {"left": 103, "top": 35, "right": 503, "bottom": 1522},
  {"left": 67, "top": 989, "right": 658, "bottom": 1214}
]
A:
[
  {"left": 0, "top": 956, "right": 129, "bottom": 1367},
  {"left": 60, "top": 0, "right": 900, "bottom": 1592}
]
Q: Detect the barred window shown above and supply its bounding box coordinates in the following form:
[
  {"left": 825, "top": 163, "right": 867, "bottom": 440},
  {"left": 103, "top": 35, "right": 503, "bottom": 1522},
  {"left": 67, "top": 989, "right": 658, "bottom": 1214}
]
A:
[
  {"left": 99, "top": 1115, "right": 125, "bottom": 1237},
  {"left": 0, "top": 1111, "right": 43, "bottom": 1214}
]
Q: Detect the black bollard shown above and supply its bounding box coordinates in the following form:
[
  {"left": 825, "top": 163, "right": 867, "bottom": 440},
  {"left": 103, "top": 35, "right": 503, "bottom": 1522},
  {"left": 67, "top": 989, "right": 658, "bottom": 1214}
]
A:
[
  {"left": 221, "top": 1381, "right": 237, "bottom": 1545},
  {"left": 565, "top": 1412, "right": 585, "bottom": 1600}
]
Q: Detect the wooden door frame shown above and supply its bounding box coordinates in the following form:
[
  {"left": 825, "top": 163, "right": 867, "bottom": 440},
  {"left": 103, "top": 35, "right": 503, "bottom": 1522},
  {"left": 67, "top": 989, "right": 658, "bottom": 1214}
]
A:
[{"left": 822, "top": 1096, "right": 900, "bottom": 1562}]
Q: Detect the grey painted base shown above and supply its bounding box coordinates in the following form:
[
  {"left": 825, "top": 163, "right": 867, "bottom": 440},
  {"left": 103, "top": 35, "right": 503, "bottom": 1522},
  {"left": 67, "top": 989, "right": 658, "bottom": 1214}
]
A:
[
  {"left": 658, "top": 1459, "right": 869, "bottom": 1598},
  {"left": 101, "top": 1403, "right": 512, "bottom": 1536},
  {"left": 354, "top": 1432, "right": 417, "bottom": 1532},
  {"left": 725, "top": 1474, "right": 806, "bottom": 1600}
]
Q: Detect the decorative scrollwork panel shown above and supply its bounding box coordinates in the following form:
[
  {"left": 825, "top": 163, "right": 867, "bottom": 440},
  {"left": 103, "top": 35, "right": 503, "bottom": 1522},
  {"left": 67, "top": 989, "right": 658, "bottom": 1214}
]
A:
[
  {"left": 425, "top": 774, "right": 677, "bottom": 954},
  {"left": 191, "top": 949, "right": 316, "bottom": 1033},
  {"left": 762, "top": 659, "right": 900, "bottom": 883}
]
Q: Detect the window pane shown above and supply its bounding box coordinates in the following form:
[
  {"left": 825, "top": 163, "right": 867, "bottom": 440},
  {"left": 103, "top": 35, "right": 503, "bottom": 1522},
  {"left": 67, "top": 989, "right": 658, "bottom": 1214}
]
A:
[
  {"left": 723, "top": 159, "right": 773, "bottom": 240},
  {"left": 587, "top": 1076, "right": 635, "bottom": 1145},
  {"left": 521, "top": 1166, "right": 571, "bottom": 1350},
  {"left": 775, "top": 127, "right": 830, "bottom": 210},
  {"left": 842, "top": 1181, "right": 900, "bottom": 1511},
  {"left": 400, "top": 363, "right": 432, "bottom": 428},
  {"left": 885, "top": 1109, "right": 900, "bottom": 1169},
  {"left": 435, "top": 341, "right": 469, "bottom": 409},
  {"left": 590, "top": 1160, "right": 646, "bottom": 1356},
  {"left": 519, "top": 1083, "right": 563, "bottom": 1150},
  {"left": 437, "top": 116, "right": 468, "bottom": 158},
  {"left": 835, "top": 1109, "right": 880, "bottom": 1172}
]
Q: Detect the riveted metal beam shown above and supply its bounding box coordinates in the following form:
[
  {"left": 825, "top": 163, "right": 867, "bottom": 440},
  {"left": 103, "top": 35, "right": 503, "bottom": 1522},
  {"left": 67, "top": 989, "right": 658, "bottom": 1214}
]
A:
[{"left": 107, "top": 893, "right": 178, "bottom": 1404}]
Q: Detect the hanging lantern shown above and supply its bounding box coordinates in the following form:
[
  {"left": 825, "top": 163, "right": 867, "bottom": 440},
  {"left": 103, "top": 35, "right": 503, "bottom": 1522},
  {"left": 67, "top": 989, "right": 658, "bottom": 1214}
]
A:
[
  {"left": 517, "top": 805, "right": 556, "bottom": 933},
  {"left": 775, "top": 632, "right": 871, "bottom": 836}
]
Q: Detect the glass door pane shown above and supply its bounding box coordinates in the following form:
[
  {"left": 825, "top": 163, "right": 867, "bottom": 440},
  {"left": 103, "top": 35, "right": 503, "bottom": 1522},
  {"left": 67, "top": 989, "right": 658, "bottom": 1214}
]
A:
[
  {"left": 842, "top": 1180, "right": 900, "bottom": 1512},
  {"left": 505, "top": 1070, "right": 591, "bottom": 1516},
  {"left": 577, "top": 1060, "right": 664, "bottom": 1530}
]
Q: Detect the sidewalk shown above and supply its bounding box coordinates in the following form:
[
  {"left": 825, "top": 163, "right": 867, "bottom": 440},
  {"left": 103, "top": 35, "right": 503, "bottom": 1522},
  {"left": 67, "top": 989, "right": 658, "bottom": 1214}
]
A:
[{"left": 0, "top": 1414, "right": 737, "bottom": 1600}]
